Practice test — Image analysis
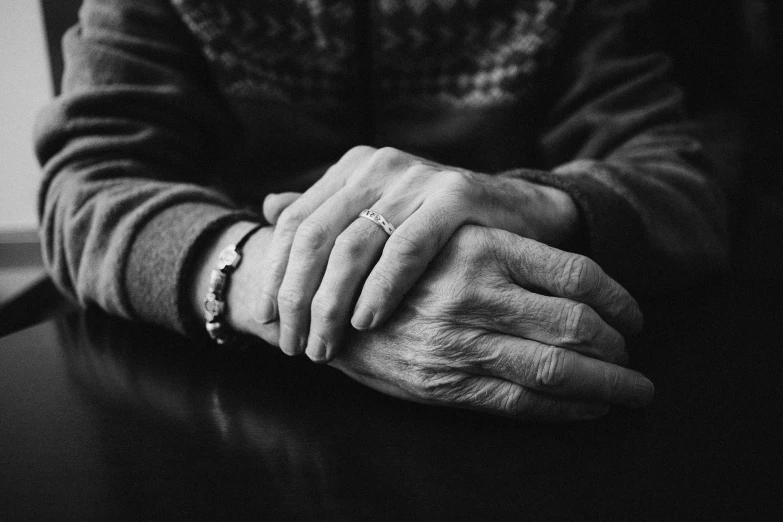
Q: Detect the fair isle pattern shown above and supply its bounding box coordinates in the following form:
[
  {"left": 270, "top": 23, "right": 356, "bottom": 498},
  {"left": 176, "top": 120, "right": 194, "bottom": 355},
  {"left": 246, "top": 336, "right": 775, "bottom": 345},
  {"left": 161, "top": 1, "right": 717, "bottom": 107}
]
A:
[
  {"left": 376, "top": 0, "right": 574, "bottom": 107},
  {"left": 169, "top": 0, "right": 575, "bottom": 109},
  {"left": 170, "top": 0, "right": 356, "bottom": 104}
]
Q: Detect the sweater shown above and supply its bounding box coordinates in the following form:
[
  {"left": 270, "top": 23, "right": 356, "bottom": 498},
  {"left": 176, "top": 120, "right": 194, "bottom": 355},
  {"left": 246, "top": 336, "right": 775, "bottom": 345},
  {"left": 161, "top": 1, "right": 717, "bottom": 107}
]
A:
[{"left": 34, "top": 0, "right": 729, "bottom": 336}]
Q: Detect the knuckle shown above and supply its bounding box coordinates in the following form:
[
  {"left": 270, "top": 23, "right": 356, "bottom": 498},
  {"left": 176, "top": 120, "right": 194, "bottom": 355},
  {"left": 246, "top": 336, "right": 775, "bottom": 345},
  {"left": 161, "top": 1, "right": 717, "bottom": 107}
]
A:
[
  {"left": 386, "top": 233, "right": 425, "bottom": 265},
  {"left": 560, "top": 254, "right": 598, "bottom": 298},
  {"left": 277, "top": 206, "right": 306, "bottom": 231},
  {"left": 276, "top": 287, "right": 308, "bottom": 314},
  {"left": 534, "top": 346, "right": 569, "bottom": 389},
  {"left": 372, "top": 146, "right": 402, "bottom": 167},
  {"left": 328, "top": 146, "right": 375, "bottom": 179},
  {"left": 559, "top": 302, "right": 598, "bottom": 346},
  {"left": 398, "top": 164, "right": 433, "bottom": 190},
  {"left": 310, "top": 294, "right": 341, "bottom": 324},
  {"left": 333, "top": 230, "right": 371, "bottom": 259},
  {"left": 439, "top": 170, "right": 475, "bottom": 201},
  {"left": 405, "top": 162, "right": 431, "bottom": 178},
  {"left": 342, "top": 145, "right": 375, "bottom": 163},
  {"left": 294, "top": 219, "right": 331, "bottom": 251},
  {"left": 440, "top": 169, "right": 470, "bottom": 187}
]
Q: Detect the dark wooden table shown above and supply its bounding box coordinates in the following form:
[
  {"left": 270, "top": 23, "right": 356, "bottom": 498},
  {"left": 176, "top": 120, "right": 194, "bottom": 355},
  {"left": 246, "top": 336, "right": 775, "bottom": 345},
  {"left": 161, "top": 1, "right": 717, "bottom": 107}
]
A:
[{"left": 2, "top": 205, "right": 781, "bottom": 520}]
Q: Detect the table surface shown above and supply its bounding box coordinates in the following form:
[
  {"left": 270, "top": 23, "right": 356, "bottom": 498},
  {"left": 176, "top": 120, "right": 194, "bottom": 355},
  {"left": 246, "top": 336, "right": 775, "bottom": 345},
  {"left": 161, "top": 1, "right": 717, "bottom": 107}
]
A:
[{"left": 2, "top": 207, "right": 781, "bottom": 521}]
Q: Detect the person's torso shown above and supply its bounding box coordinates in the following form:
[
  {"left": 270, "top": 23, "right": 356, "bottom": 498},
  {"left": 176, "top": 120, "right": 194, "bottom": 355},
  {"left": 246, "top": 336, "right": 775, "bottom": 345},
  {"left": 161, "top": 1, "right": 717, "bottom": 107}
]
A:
[{"left": 169, "top": 0, "right": 575, "bottom": 193}]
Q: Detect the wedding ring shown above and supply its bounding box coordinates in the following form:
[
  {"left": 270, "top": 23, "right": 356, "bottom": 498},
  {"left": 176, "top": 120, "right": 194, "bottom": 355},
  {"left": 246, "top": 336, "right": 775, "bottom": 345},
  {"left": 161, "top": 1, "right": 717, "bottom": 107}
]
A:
[{"left": 359, "top": 209, "right": 395, "bottom": 236}]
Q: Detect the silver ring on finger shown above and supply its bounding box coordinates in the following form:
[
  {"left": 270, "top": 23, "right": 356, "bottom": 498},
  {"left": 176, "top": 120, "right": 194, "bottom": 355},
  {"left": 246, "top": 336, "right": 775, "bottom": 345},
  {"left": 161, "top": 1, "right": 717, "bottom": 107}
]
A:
[{"left": 359, "top": 209, "right": 395, "bottom": 236}]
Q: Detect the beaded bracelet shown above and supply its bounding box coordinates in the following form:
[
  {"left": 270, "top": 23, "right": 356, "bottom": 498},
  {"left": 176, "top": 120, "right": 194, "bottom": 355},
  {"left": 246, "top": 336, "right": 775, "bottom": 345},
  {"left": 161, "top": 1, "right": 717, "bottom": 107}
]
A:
[{"left": 204, "top": 224, "right": 263, "bottom": 345}]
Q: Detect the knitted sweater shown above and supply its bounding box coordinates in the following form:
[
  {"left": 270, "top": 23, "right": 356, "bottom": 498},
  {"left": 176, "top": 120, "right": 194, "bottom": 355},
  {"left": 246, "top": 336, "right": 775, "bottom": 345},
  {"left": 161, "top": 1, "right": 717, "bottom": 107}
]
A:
[{"left": 35, "top": 0, "right": 729, "bottom": 336}]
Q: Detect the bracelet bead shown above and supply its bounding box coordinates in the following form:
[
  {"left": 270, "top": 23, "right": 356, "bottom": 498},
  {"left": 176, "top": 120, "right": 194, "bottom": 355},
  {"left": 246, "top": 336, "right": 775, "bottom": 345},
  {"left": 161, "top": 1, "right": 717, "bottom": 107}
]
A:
[
  {"left": 209, "top": 270, "right": 227, "bottom": 293},
  {"left": 203, "top": 224, "right": 263, "bottom": 345},
  {"left": 217, "top": 247, "right": 241, "bottom": 271},
  {"left": 205, "top": 321, "right": 229, "bottom": 344},
  {"left": 204, "top": 294, "right": 225, "bottom": 317}
]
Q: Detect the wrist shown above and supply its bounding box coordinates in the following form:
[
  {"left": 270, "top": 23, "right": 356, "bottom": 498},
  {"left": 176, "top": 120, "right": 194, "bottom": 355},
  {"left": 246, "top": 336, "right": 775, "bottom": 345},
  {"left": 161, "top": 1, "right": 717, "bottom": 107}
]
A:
[
  {"left": 477, "top": 174, "right": 581, "bottom": 248},
  {"left": 191, "top": 221, "right": 272, "bottom": 338},
  {"left": 532, "top": 182, "right": 581, "bottom": 248},
  {"left": 224, "top": 225, "right": 273, "bottom": 336}
]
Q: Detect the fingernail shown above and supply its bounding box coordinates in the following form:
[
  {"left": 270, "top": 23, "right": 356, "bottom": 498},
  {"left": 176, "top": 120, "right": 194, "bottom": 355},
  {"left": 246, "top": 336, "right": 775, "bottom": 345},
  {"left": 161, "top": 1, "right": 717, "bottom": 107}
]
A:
[
  {"left": 256, "top": 295, "right": 277, "bottom": 324},
  {"left": 351, "top": 304, "right": 374, "bottom": 330},
  {"left": 633, "top": 379, "right": 655, "bottom": 407},
  {"left": 279, "top": 324, "right": 303, "bottom": 355},
  {"left": 306, "top": 334, "right": 327, "bottom": 363}
]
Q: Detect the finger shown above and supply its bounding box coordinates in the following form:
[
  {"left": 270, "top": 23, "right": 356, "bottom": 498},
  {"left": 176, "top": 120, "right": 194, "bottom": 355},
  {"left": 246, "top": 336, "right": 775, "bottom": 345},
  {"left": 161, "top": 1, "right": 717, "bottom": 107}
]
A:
[
  {"left": 352, "top": 199, "right": 467, "bottom": 330},
  {"left": 474, "top": 334, "right": 654, "bottom": 407},
  {"left": 329, "top": 357, "right": 610, "bottom": 421},
  {"left": 459, "top": 287, "right": 627, "bottom": 364},
  {"left": 263, "top": 192, "right": 301, "bottom": 225},
  {"left": 456, "top": 377, "right": 613, "bottom": 421},
  {"left": 256, "top": 176, "right": 345, "bottom": 326},
  {"left": 307, "top": 188, "right": 437, "bottom": 360},
  {"left": 277, "top": 186, "right": 376, "bottom": 355},
  {"left": 306, "top": 217, "right": 390, "bottom": 362},
  {"left": 256, "top": 147, "right": 376, "bottom": 326},
  {"left": 500, "top": 238, "right": 644, "bottom": 336}
]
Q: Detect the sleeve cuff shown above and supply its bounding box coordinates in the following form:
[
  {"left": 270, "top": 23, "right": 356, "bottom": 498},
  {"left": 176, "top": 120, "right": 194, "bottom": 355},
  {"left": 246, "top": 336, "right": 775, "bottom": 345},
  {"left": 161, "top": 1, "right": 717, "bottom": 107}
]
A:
[{"left": 124, "top": 201, "right": 258, "bottom": 336}]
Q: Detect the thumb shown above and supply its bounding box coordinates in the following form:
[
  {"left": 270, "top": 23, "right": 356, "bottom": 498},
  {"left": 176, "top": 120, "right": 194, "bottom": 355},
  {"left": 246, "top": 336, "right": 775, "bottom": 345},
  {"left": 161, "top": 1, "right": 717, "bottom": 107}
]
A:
[{"left": 263, "top": 192, "right": 302, "bottom": 225}]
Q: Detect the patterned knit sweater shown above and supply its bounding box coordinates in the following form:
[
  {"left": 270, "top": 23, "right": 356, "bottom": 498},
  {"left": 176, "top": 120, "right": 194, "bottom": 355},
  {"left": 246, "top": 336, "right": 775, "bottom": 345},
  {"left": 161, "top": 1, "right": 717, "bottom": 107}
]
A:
[{"left": 35, "top": 0, "right": 729, "bottom": 335}]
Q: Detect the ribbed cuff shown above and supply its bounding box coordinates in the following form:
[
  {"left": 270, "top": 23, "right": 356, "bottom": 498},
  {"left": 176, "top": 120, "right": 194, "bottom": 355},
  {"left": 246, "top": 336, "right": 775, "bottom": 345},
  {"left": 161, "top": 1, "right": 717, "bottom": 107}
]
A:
[{"left": 124, "top": 201, "right": 258, "bottom": 336}]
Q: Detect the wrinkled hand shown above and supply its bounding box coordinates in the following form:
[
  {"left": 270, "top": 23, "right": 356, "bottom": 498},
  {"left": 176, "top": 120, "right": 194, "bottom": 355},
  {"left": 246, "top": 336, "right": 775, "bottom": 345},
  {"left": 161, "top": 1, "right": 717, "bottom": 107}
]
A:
[
  {"left": 258, "top": 146, "right": 577, "bottom": 363},
  {"left": 327, "top": 225, "right": 652, "bottom": 421}
]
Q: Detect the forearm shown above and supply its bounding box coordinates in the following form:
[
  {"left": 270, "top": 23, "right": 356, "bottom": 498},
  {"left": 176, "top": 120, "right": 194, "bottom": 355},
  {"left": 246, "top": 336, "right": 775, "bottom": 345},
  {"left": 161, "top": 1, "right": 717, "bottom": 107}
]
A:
[
  {"left": 35, "top": 0, "right": 257, "bottom": 332},
  {"left": 36, "top": 151, "right": 253, "bottom": 329}
]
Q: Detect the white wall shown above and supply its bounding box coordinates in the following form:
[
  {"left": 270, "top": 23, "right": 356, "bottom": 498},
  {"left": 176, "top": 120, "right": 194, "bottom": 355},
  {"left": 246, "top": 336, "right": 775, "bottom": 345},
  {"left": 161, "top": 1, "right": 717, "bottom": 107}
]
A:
[{"left": 0, "top": 1, "right": 53, "bottom": 234}]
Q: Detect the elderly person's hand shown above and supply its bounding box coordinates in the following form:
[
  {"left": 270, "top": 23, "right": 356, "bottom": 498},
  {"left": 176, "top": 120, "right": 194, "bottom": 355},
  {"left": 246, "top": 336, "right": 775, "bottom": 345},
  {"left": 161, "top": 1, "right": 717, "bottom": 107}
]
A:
[
  {"left": 327, "top": 225, "right": 651, "bottom": 420},
  {"left": 258, "top": 146, "right": 580, "bottom": 362}
]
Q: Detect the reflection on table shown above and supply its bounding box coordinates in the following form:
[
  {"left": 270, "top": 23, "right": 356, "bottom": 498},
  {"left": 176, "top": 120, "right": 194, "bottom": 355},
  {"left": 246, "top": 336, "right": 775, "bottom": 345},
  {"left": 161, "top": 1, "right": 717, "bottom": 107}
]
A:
[{"left": 1, "top": 201, "right": 781, "bottom": 519}]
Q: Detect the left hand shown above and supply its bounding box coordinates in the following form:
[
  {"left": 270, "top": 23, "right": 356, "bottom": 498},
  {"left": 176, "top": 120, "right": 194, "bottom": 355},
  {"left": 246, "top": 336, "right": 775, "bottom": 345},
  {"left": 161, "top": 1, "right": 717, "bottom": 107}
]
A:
[
  {"left": 256, "top": 146, "right": 579, "bottom": 362},
  {"left": 328, "top": 225, "right": 649, "bottom": 420}
]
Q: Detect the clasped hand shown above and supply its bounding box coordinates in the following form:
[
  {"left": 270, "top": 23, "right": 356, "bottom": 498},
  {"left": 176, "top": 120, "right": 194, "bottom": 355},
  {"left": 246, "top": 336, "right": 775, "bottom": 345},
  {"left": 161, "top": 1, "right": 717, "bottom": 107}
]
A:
[
  {"left": 247, "top": 146, "right": 654, "bottom": 419},
  {"left": 258, "top": 145, "right": 571, "bottom": 362}
]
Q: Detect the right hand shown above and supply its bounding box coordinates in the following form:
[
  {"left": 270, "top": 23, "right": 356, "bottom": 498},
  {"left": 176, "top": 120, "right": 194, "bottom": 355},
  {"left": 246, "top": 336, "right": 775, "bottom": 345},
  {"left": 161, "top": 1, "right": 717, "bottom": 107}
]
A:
[{"left": 327, "top": 225, "right": 652, "bottom": 421}]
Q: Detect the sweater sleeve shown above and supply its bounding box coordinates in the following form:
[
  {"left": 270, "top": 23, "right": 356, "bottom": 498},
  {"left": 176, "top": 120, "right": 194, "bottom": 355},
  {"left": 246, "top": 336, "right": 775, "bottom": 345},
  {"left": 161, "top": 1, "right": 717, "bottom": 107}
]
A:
[
  {"left": 34, "top": 0, "right": 258, "bottom": 334},
  {"left": 503, "top": 0, "right": 729, "bottom": 294}
]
